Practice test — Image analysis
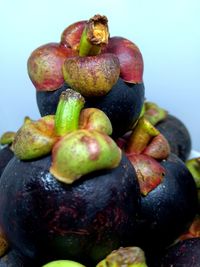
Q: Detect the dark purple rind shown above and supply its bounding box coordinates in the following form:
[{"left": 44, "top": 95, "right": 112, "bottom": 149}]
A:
[
  {"left": 0, "top": 153, "right": 140, "bottom": 266},
  {"left": 0, "top": 249, "right": 33, "bottom": 267},
  {"left": 156, "top": 115, "right": 192, "bottom": 161},
  {"left": 36, "top": 78, "right": 145, "bottom": 137},
  {"left": 0, "top": 146, "right": 13, "bottom": 177},
  {"left": 133, "top": 153, "right": 198, "bottom": 253},
  {"left": 160, "top": 238, "right": 200, "bottom": 267},
  {"left": 36, "top": 82, "right": 68, "bottom": 117}
]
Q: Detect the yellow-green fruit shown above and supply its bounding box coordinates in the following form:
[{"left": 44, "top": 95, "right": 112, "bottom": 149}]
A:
[{"left": 42, "top": 259, "right": 86, "bottom": 267}]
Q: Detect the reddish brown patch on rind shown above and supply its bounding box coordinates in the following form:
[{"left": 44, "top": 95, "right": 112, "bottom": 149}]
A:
[{"left": 81, "top": 135, "right": 100, "bottom": 161}]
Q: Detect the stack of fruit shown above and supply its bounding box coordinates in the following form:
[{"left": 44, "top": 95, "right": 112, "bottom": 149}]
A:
[{"left": 0, "top": 15, "right": 199, "bottom": 267}]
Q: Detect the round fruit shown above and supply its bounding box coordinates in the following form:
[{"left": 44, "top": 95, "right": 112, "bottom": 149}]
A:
[{"left": 0, "top": 154, "right": 140, "bottom": 266}]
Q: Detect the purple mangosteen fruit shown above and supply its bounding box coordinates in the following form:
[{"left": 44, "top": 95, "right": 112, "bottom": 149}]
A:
[
  {"left": 0, "top": 90, "right": 141, "bottom": 266},
  {"left": 117, "top": 117, "right": 198, "bottom": 257},
  {"left": 33, "top": 14, "right": 144, "bottom": 137}
]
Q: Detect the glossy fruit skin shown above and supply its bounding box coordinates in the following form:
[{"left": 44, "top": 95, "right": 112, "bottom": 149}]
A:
[
  {"left": 0, "top": 146, "right": 13, "bottom": 177},
  {"left": 0, "top": 249, "right": 33, "bottom": 267},
  {"left": 156, "top": 115, "right": 191, "bottom": 161},
  {"left": 84, "top": 79, "right": 144, "bottom": 137},
  {"left": 0, "top": 154, "right": 141, "bottom": 266},
  {"left": 159, "top": 238, "right": 200, "bottom": 267},
  {"left": 133, "top": 154, "right": 198, "bottom": 254},
  {"left": 36, "top": 78, "right": 145, "bottom": 137}
]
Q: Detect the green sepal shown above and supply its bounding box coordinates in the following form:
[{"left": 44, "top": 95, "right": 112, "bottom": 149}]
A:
[
  {"left": 0, "top": 131, "right": 15, "bottom": 145},
  {"left": 144, "top": 101, "right": 167, "bottom": 126},
  {"left": 126, "top": 117, "right": 160, "bottom": 155},
  {"left": 186, "top": 157, "right": 200, "bottom": 188},
  {"left": 12, "top": 115, "right": 56, "bottom": 160},
  {"left": 79, "top": 108, "right": 112, "bottom": 135},
  {"left": 50, "top": 129, "right": 121, "bottom": 184}
]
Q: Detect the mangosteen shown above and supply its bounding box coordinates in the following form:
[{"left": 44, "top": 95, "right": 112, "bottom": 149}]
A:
[
  {"left": 0, "top": 90, "right": 141, "bottom": 266},
  {"left": 0, "top": 249, "right": 33, "bottom": 267},
  {"left": 118, "top": 117, "right": 198, "bottom": 256},
  {"left": 0, "top": 153, "right": 140, "bottom": 266},
  {"left": 160, "top": 238, "right": 200, "bottom": 267},
  {"left": 156, "top": 115, "right": 191, "bottom": 161},
  {"left": 34, "top": 14, "right": 144, "bottom": 137},
  {"left": 136, "top": 153, "right": 198, "bottom": 251},
  {"left": 0, "top": 132, "right": 15, "bottom": 177},
  {"left": 144, "top": 102, "right": 191, "bottom": 161}
]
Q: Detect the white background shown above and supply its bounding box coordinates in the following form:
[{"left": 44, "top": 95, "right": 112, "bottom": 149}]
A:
[{"left": 0, "top": 1, "right": 200, "bottom": 150}]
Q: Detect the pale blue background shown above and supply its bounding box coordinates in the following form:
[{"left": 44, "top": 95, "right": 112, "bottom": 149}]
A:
[{"left": 0, "top": 1, "right": 200, "bottom": 150}]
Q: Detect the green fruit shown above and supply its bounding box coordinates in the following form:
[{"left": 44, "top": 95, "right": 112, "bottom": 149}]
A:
[{"left": 42, "top": 259, "right": 86, "bottom": 267}]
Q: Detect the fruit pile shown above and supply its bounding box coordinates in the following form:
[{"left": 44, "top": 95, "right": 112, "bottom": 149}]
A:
[{"left": 0, "top": 15, "right": 199, "bottom": 267}]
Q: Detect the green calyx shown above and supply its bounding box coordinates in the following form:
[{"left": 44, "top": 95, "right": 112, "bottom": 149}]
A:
[
  {"left": 125, "top": 117, "right": 170, "bottom": 196},
  {"left": 52, "top": 90, "right": 119, "bottom": 184},
  {"left": 50, "top": 129, "right": 121, "bottom": 184},
  {"left": 42, "top": 260, "right": 86, "bottom": 267},
  {"left": 62, "top": 15, "right": 118, "bottom": 98},
  {"left": 126, "top": 117, "right": 160, "bottom": 155},
  {"left": 12, "top": 88, "right": 121, "bottom": 183},
  {"left": 186, "top": 157, "right": 200, "bottom": 188},
  {"left": 0, "top": 131, "right": 15, "bottom": 145},
  {"left": 12, "top": 115, "right": 56, "bottom": 160},
  {"left": 96, "top": 246, "right": 148, "bottom": 267},
  {"left": 79, "top": 14, "right": 109, "bottom": 57},
  {"left": 144, "top": 101, "right": 167, "bottom": 126}
]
